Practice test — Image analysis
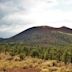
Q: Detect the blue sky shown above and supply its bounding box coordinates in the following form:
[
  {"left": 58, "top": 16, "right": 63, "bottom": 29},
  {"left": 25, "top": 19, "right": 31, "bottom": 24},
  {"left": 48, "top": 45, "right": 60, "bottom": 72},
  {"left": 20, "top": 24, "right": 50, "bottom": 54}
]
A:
[{"left": 0, "top": 0, "right": 72, "bottom": 38}]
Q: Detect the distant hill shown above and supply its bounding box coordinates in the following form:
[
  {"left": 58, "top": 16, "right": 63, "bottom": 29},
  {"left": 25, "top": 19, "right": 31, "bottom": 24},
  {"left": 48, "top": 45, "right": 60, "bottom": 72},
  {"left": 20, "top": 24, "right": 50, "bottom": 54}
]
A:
[
  {"left": 1, "top": 26, "right": 72, "bottom": 46},
  {"left": 0, "top": 38, "right": 5, "bottom": 42}
]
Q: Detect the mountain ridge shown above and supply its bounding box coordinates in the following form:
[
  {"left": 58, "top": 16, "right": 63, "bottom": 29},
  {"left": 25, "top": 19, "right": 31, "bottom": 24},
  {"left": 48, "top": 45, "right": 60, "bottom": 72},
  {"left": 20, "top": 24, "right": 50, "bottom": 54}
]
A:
[{"left": 10, "top": 26, "right": 72, "bottom": 37}]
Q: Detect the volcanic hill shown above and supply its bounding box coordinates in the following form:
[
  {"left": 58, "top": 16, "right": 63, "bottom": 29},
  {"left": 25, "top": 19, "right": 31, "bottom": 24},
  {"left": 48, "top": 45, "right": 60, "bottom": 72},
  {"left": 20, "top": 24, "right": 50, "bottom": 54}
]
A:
[{"left": 1, "top": 26, "right": 72, "bottom": 46}]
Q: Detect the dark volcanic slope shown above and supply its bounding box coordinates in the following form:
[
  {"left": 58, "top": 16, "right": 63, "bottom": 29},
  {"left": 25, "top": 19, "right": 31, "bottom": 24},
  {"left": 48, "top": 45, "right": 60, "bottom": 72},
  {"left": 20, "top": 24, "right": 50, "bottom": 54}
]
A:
[{"left": 2, "top": 26, "right": 72, "bottom": 45}]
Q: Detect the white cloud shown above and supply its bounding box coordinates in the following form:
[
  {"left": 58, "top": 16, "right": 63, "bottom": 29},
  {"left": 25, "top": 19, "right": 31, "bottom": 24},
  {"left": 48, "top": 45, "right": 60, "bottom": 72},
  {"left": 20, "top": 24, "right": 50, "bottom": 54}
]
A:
[{"left": 1, "top": 0, "right": 72, "bottom": 28}]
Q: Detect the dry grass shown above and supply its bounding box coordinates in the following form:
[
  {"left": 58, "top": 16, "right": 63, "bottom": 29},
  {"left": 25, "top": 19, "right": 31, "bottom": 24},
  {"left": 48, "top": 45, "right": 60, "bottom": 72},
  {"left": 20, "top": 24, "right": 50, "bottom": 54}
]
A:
[{"left": 0, "top": 53, "right": 71, "bottom": 72}]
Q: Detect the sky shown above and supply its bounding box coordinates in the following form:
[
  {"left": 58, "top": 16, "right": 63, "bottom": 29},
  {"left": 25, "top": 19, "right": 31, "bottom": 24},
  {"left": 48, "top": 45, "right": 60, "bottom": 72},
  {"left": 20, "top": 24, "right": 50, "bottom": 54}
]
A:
[{"left": 0, "top": 0, "right": 72, "bottom": 38}]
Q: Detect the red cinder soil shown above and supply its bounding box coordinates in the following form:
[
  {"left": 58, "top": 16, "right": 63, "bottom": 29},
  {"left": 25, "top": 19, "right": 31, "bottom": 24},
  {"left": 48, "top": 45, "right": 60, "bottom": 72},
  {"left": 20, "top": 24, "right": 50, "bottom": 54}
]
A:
[{"left": 7, "top": 68, "right": 40, "bottom": 72}]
